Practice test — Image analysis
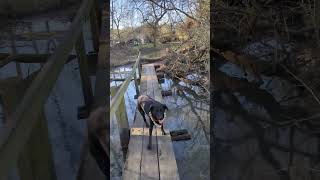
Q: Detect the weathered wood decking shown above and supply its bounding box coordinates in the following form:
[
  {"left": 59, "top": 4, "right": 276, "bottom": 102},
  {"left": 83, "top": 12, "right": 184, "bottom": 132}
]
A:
[{"left": 122, "top": 64, "right": 179, "bottom": 180}]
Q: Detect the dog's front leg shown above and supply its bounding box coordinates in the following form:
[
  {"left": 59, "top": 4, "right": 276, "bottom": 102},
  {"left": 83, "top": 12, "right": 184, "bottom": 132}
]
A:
[
  {"left": 161, "top": 125, "right": 166, "bottom": 135},
  {"left": 138, "top": 105, "right": 149, "bottom": 127},
  {"left": 147, "top": 122, "right": 154, "bottom": 150}
]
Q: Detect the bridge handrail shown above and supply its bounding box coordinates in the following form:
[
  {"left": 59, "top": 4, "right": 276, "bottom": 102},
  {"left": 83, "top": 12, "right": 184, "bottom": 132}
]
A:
[
  {"left": 0, "top": 0, "right": 95, "bottom": 177},
  {"left": 110, "top": 52, "right": 141, "bottom": 116}
]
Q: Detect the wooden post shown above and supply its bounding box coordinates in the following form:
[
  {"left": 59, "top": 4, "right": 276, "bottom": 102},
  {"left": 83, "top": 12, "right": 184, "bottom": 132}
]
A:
[
  {"left": 10, "top": 26, "right": 22, "bottom": 78},
  {"left": 118, "top": 69, "right": 122, "bottom": 79},
  {"left": 75, "top": 31, "right": 94, "bottom": 109},
  {"left": 89, "top": 6, "right": 100, "bottom": 52},
  {"left": 92, "top": 0, "right": 102, "bottom": 31},
  {"left": 134, "top": 70, "right": 139, "bottom": 98},
  {"left": 110, "top": 88, "right": 130, "bottom": 158},
  {"left": 138, "top": 59, "right": 142, "bottom": 79},
  {"left": 28, "top": 23, "right": 40, "bottom": 54}
]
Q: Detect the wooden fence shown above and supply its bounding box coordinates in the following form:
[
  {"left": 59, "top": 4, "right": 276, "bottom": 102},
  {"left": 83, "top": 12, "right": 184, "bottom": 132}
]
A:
[
  {"left": 0, "top": 0, "right": 100, "bottom": 178},
  {"left": 110, "top": 52, "right": 141, "bottom": 157}
]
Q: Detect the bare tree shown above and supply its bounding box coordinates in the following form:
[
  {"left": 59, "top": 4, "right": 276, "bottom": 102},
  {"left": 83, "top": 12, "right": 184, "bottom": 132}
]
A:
[
  {"left": 134, "top": 0, "right": 167, "bottom": 47},
  {"left": 112, "top": 1, "right": 129, "bottom": 42}
]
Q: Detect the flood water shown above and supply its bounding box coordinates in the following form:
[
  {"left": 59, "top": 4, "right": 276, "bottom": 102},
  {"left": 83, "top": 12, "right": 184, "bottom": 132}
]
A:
[
  {"left": 110, "top": 65, "right": 210, "bottom": 180},
  {"left": 213, "top": 40, "right": 320, "bottom": 180}
]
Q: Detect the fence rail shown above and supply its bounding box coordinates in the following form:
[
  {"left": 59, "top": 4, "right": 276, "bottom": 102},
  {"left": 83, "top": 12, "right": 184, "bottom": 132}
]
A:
[
  {"left": 109, "top": 52, "right": 141, "bottom": 157},
  {"left": 110, "top": 52, "right": 141, "bottom": 116}
]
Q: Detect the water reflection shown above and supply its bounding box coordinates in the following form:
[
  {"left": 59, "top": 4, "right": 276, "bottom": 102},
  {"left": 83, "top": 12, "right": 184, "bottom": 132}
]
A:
[
  {"left": 213, "top": 52, "right": 320, "bottom": 180},
  {"left": 110, "top": 65, "right": 210, "bottom": 180}
]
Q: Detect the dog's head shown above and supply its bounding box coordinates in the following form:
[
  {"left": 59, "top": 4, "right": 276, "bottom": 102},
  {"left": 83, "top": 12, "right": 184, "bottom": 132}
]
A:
[{"left": 149, "top": 103, "right": 168, "bottom": 126}]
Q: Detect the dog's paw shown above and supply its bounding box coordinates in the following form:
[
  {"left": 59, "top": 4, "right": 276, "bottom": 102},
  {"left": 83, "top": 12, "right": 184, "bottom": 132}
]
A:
[
  {"left": 162, "top": 132, "right": 167, "bottom": 135},
  {"left": 147, "top": 144, "right": 151, "bottom": 150}
]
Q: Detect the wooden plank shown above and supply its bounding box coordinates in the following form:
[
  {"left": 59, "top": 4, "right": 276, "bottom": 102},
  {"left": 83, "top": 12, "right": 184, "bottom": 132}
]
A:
[
  {"left": 140, "top": 65, "right": 159, "bottom": 180},
  {"left": 157, "top": 134, "right": 180, "bottom": 180},
  {"left": 123, "top": 64, "right": 179, "bottom": 180},
  {"left": 170, "top": 129, "right": 188, "bottom": 136},
  {"left": 151, "top": 65, "right": 180, "bottom": 180},
  {"left": 122, "top": 66, "right": 149, "bottom": 180},
  {"left": 171, "top": 134, "right": 191, "bottom": 141},
  {"left": 122, "top": 112, "right": 145, "bottom": 180}
]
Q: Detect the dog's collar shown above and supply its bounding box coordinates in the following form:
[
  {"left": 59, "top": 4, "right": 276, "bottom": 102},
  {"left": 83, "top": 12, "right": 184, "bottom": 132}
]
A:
[{"left": 148, "top": 112, "right": 166, "bottom": 128}]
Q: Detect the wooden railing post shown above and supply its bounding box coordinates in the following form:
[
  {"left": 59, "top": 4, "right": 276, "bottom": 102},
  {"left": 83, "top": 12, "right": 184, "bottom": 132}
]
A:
[
  {"left": 134, "top": 70, "right": 140, "bottom": 99},
  {"left": 75, "top": 31, "right": 94, "bottom": 113},
  {"left": 111, "top": 88, "right": 129, "bottom": 158},
  {"left": 89, "top": 4, "right": 100, "bottom": 52},
  {"left": 9, "top": 26, "right": 22, "bottom": 78},
  {"left": 138, "top": 57, "right": 142, "bottom": 80}
]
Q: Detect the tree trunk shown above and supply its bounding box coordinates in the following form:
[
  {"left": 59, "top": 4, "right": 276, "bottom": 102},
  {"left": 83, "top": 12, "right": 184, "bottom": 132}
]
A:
[
  {"left": 116, "top": 24, "right": 121, "bottom": 41},
  {"left": 153, "top": 24, "right": 158, "bottom": 47}
]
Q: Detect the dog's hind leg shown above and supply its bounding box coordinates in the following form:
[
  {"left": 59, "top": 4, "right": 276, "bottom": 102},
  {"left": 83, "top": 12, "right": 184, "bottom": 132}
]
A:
[
  {"left": 147, "top": 122, "right": 154, "bottom": 150},
  {"left": 138, "top": 105, "right": 150, "bottom": 127}
]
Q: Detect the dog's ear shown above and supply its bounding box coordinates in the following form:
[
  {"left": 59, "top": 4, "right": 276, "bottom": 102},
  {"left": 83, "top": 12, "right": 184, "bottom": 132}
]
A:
[{"left": 148, "top": 105, "right": 154, "bottom": 113}]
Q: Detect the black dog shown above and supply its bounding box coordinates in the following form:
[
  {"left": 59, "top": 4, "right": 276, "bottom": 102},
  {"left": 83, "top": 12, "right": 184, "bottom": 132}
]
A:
[{"left": 137, "top": 95, "right": 168, "bottom": 150}]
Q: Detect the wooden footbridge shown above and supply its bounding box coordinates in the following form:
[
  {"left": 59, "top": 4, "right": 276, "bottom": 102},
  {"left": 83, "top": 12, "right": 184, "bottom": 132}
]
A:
[
  {"left": 122, "top": 64, "right": 179, "bottom": 180},
  {"left": 0, "top": 0, "right": 179, "bottom": 179},
  {"left": 110, "top": 57, "right": 180, "bottom": 179}
]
